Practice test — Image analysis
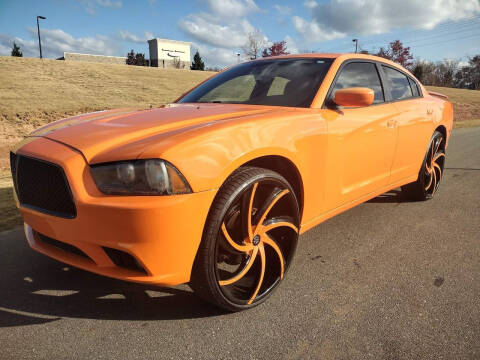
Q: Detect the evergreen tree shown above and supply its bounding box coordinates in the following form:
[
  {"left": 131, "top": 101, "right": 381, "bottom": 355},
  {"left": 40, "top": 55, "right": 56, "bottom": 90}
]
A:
[
  {"left": 135, "top": 52, "right": 147, "bottom": 66},
  {"left": 126, "top": 50, "right": 147, "bottom": 66},
  {"left": 191, "top": 51, "right": 205, "bottom": 70},
  {"left": 412, "top": 62, "right": 424, "bottom": 82},
  {"left": 126, "top": 49, "right": 136, "bottom": 65},
  {"left": 11, "top": 42, "right": 23, "bottom": 57}
]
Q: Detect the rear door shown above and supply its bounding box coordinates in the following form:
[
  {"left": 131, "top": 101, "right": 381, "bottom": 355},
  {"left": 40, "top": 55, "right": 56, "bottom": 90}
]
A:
[
  {"left": 323, "top": 61, "right": 398, "bottom": 210},
  {"left": 380, "top": 65, "right": 433, "bottom": 183}
]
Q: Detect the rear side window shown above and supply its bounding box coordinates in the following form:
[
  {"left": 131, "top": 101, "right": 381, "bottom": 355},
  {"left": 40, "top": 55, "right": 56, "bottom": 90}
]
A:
[
  {"left": 382, "top": 66, "right": 413, "bottom": 101},
  {"left": 332, "top": 62, "right": 384, "bottom": 104},
  {"left": 408, "top": 77, "right": 420, "bottom": 97}
]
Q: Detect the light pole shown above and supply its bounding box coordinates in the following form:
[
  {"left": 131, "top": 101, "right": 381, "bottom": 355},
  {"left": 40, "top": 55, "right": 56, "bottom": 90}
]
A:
[
  {"left": 37, "top": 15, "right": 46, "bottom": 59},
  {"left": 352, "top": 39, "right": 358, "bottom": 53}
]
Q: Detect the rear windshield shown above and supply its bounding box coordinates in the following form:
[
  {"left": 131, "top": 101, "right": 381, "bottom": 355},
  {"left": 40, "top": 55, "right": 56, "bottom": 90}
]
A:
[{"left": 178, "top": 58, "right": 333, "bottom": 108}]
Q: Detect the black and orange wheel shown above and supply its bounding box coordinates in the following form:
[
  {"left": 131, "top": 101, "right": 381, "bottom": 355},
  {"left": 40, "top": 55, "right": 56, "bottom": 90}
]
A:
[
  {"left": 402, "top": 130, "right": 446, "bottom": 201},
  {"left": 191, "top": 167, "right": 300, "bottom": 311}
]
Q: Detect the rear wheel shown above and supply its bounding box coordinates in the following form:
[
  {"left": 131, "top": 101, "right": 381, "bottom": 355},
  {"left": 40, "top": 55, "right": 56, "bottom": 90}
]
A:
[
  {"left": 401, "top": 131, "right": 445, "bottom": 201},
  {"left": 190, "top": 167, "right": 300, "bottom": 311}
]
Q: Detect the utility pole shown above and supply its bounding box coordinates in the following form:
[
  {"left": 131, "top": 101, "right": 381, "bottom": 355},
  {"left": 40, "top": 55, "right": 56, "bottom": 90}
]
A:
[
  {"left": 37, "top": 15, "right": 46, "bottom": 59},
  {"left": 352, "top": 39, "right": 358, "bottom": 53}
]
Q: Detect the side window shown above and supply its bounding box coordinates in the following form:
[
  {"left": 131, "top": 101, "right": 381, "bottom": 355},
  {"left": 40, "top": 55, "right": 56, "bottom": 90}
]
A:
[
  {"left": 332, "top": 62, "right": 384, "bottom": 104},
  {"left": 382, "top": 66, "right": 413, "bottom": 101},
  {"left": 408, "top": 77, "right": 420, "bottom": 97}
]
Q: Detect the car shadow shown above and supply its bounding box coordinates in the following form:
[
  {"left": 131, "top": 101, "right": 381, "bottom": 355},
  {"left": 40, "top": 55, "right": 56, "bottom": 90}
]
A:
[
  {"left": 367, "top": 189, "right": 409, "bottom": 204},
  {"left": 0, "top": 186, "right": 412, "bottom": 327},
  {"left": 0, "top": 231, "right": 228, "bottom": 327}
]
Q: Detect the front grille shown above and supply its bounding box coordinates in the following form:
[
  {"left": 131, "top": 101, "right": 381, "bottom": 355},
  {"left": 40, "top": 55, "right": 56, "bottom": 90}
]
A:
[
  {"left": 10, "top": 152, "right": 76, "bottom": 218},
  {"left": 35, "top": 231, "right": 91, "bottom": 260}
]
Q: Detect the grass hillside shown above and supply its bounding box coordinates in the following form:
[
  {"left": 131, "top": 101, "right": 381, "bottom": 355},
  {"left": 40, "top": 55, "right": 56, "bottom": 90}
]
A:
[
  {"left": 426, "top": 86, "right": 480, "bottom": 128},
  {"left": 0, "top": 56, "right": 479, "bottom": 231},
  {"left": 0, "top": 57, "right": 214, "bottom": 169}
]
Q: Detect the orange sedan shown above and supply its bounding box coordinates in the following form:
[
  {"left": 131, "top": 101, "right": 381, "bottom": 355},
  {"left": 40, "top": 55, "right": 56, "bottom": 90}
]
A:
[{"left": 10, "top": 54, "right": 453, "bottom": 311}]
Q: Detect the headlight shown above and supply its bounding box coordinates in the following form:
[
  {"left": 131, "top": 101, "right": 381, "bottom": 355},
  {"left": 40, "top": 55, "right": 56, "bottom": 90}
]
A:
[{"left": 90, "top": 159, "right": 191, "bottom": 195}]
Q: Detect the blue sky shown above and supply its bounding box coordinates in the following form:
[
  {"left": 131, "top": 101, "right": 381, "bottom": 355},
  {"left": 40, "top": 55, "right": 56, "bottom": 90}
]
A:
[{"left": 1, "top": 0, "right": 479, "bottom": 67}]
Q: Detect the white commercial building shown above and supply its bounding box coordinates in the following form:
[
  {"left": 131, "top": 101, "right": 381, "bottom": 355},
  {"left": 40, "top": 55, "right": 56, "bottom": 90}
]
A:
[{"left": 148, "top": 38, "right": 191, "bottom": 69}]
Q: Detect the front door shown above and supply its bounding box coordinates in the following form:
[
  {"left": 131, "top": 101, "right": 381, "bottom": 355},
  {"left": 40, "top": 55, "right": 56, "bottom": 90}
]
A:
[{"left": 322, "top": 61, "right": 398, "bottom": 211}]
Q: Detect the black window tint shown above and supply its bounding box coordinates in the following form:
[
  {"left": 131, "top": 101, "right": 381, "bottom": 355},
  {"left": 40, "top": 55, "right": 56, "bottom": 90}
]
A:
[
  {"left": 179, "top": 58, "right": 333, "bottom": 108},
  {"left": 408, "top": 77, "right": 420, "bottom": 97},
  {"left": 332, "top": 62, "right": 384, "bottom": 103},
  {"left": 382, "top": 66, "right": 413, "bottom": 100}
]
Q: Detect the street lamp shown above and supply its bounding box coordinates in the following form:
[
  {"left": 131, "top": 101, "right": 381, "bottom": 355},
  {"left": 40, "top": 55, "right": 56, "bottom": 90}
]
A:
[
  {"left": 36, "top": 15, "right": 46, "bottom": 59},
  {"left": 352, "top": 38, "right": 358, "bottom": 54}
]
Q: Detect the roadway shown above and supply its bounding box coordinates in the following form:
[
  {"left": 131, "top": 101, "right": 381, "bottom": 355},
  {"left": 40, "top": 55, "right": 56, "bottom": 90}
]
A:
[{"left": 0, "top": 127, "right": 479, "bottom": 359}]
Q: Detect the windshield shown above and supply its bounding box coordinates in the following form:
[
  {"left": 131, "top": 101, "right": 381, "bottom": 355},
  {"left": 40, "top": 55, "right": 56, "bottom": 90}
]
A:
[{"left": 178, "top": 58, "right": 333, "bottom": 108}]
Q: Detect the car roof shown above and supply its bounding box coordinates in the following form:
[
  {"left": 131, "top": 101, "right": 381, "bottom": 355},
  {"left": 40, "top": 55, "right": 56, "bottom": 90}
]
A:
[{"left": 254, "top": 53, "right": 415, "bottom": 79}]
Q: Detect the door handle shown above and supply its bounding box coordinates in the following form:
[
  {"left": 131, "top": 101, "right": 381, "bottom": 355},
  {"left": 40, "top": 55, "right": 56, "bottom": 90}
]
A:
[{"left": 387, "top": 119, "right": 396, "bottom": 128}]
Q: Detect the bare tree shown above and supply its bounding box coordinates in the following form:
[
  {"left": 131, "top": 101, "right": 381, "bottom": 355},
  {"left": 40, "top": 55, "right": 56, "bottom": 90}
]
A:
[
  {"left": 242, "top": 29, "right": 267, "bottom": 60},
  {"left": 434, "top": 59, "right": 459, "bottom": 87},
  {"left": 172, "top": 56, "right": 185, "bottom": 69}
]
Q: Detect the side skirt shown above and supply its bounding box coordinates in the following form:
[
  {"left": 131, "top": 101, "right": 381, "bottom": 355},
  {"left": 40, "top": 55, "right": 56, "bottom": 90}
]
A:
[{"left": 299, "top": 175, "right": 418, "bottom": 235}]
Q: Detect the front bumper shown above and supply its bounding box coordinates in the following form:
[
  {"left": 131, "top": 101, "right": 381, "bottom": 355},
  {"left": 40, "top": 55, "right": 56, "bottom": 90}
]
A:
[{"left": 15, "top": 137, "right": 216, "bottom": 286}]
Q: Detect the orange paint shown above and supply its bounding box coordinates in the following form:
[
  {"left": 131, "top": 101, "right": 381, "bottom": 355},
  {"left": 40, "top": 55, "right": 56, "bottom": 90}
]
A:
[
  {"left": 11, "top": 53, "right": 453, "bottom": 286},
  {"left": 334, "top": 87, "right": 374, "bottom": 107}
]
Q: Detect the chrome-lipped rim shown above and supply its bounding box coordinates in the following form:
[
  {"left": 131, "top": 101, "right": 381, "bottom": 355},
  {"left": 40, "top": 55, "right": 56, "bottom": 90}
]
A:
[
  {"left": 215, "top": 179, "right": 299, "bottom": 305},
  {"left": 425, "top": 136, "right": 445, "bottom": 196}
]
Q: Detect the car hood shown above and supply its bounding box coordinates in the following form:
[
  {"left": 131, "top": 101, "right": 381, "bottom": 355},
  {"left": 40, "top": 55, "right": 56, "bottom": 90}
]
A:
[{"left": 30, "top": 104, "right": 282, "bottom": 163}]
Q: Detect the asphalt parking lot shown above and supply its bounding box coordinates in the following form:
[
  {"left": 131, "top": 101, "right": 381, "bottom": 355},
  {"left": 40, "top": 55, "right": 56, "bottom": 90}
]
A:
[{"left": 0, "top": 127, "right": 479, "bottom": 360}]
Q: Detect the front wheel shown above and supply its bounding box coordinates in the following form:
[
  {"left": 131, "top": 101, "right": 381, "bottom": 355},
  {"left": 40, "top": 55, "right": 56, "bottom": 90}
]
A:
[
  {"left": 190, "top": 167, "right": 300, "bottom": 311},
  {"left": 401, "top": 130, "right": 446, "bottom": 201}
]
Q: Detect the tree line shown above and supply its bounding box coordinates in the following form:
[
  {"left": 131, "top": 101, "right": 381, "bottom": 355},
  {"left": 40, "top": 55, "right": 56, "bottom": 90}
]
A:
[{"left": 374, "top": 40, "right": 479, "bottom": 90}]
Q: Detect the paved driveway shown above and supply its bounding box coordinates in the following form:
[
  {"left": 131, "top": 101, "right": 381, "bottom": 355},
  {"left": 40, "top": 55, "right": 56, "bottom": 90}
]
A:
[{"left": 1, "top": 127, "right": 479, "bottom": 360}]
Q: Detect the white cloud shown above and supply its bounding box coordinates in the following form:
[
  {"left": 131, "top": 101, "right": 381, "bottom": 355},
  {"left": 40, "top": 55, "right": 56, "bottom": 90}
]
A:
[
  {"left": 97, "top": 0, "right": 122, "bottom": 8},
  {"left": 295, "top": 0, "right": 480, "bottom": 42},
  {"left": 178, "top": 0, "right": 266, "bottom": 66},
  {"left": 0, "top": 28, "right": 122, "bottom": 58},
  {"left": 0, "top": 42, "right": 12, "bottom": 55},
  {"left": 292, "top": 16, "right": 344, "bottom": 43},
  {"left": 193, "top": 42, "right": 240, "bottom": 68},
  {"left": 284, "top": 35, "right": 298, "bottom": 54},
  {"left": 303, "top": 1, "right": 317, "bottom": 10},
  {"left": 205, "top": 0, "right": 259, "bottom": 18},
  {"left": 119, "top": 30, "right": 154, "bottom": 43},
  {"left": 273, "top": 4, "right": 292, "bottom": 16},
  {"left": 179, "top": 13, "right": 255, "bottom": 49},
  {"left": 78, "top": 0, "right": 122, "bottom": 15}
]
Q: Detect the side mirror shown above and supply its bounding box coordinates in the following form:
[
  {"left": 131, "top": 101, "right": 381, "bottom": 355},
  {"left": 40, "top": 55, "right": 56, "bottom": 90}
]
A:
[{"left": 333, "top": 87, "right": 374, "bottom": 108}]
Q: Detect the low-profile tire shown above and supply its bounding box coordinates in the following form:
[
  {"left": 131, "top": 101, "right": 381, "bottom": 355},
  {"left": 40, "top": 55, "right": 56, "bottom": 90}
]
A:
[
  {"left": 401, "top": 130, "right": 446, "bottom": 201},
  {"left": 190, "top": 166, "right": 300, "bottom": 311}
]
